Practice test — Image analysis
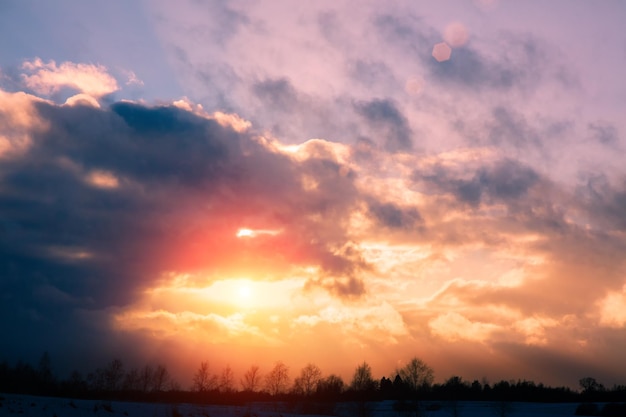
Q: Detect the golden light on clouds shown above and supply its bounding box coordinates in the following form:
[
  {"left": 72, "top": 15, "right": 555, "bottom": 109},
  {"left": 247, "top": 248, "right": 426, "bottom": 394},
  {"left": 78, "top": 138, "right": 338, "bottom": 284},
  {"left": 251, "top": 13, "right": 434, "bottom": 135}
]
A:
[
  {"left": 85, "top": 170, "right": 120, "bottom": 189},
  {"left": 0, "top": 90, "right": 49, "bottom": 157},
  {"left": 429, "top": 312, "right": 498, "bottom": 343},
  {"left": 63, "top": 93, "right": 101, "bottom": 108},
  {"left": 598, "top": 285, "right": 626, "bottom": 328},
  {"left": 212, "top": 111, "right": 252, "bottom": 132}
]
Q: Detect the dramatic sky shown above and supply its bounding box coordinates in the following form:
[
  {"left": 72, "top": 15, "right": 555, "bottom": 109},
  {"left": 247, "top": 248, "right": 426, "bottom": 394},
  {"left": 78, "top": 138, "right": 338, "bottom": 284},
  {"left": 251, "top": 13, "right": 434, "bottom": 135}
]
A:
[{"left": 1, "top": 0, "right": 626, "bottom": 388}]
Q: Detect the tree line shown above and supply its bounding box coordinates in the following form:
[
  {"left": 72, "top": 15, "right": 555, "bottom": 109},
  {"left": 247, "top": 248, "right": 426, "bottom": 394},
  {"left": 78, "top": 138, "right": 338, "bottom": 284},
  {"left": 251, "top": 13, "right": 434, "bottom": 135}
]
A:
[{"left": 1, "top": 353, "right": 625, "bottom": 406}]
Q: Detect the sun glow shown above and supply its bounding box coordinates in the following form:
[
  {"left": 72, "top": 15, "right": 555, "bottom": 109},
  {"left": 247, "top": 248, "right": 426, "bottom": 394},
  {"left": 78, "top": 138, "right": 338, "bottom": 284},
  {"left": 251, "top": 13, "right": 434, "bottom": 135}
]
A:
[
  {"left": 238, "top": 282, "right": 252, "bottom": 300},
  {"left": 236, "top": 227, "right": 282, "bottom": 238},
  {"left": 236, "top": 228, "right": 255, "bottom": 238}
]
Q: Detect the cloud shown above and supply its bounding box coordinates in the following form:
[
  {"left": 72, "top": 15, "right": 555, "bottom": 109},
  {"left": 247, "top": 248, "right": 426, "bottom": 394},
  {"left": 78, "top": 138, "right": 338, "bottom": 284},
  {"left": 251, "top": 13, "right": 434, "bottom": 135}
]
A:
[
  {"left": 426, "top": 33, "right": 561, "bottom": 92},
  {"left": 578, "top": 173, "right": 626, "bottom": 231},
  {"left": 252, "top": 78, "right": 299, "bottom": 111},
  {"left": 598, "top": 285, "right": 626, "bottom": 328},
  {"left": 0, "top": 89, "right": 49, "bottom": 157},
  {"left": 353, "top": 98, "right": 413, "bottom": 152},
  {"left": 429, "top": 311, "right": 499, "bottom": 343},
  {"left": 1, "top": 88, "right": 385, "bottom": 367},
  {"left": 367, "top": 201, "right": 422, "bottom": 229},
  {"left": 417, "top": 158, "right": 540, "bottom": 207},
  {"left": 588, "top": 121, "right": 619, "bottom": 146},
  {"left": 21, "top": 58, "right": 119, "bottom": 97},
  {"left": 294, "top": 301, "right": 408, "bottom": 343},
  {"left": 374, "top": 13, "right": 436, "bottom": 61}
]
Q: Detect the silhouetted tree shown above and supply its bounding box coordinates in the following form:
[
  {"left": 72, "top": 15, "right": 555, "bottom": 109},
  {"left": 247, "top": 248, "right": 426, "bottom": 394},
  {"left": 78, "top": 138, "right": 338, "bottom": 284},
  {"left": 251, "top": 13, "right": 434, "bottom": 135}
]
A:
[
  {"left": 63, "top": 370, "right": 87, "bottom": 395},
  {"left": 138, "top": 365, "right": 154, "bottom": 392},
  {"left": 122, "top": 367, "right": 141, "bottom": 391},
  {"left": 37, "top": 352, "right": 55, "bottom": 393},
  {"left": 192, "top": 361, "right": 217, "bottom": 392},
  {"left": 241, "top": 365, "right": 261, "bottom": 392},
  {"left": 380, "top": 376, "right": 393, "bottom": 398},
  {"left": 443, "top": 376, "right": 469, "bottom": 417},
  {"left": 390, "top": 374, "right": 411, "bottom": 400},
  {"left": 265, "top": 361, "right": 290, "bottom": 395},
  {"left": 349, "top": 362, "right": 377, "bottom": 417},
  {"left": 152, "top": 364, "right": 170, "bottom": 392},
  {"left": 350, "top": 361, "right": 377, "bottom": 392},
  {"left": 579, "top": 376, "right": 604, "bottom": 394},
  {"left": 218, "top": 365, "right": 235, "bottom": 393},
  {"left": 293, "top": 363, "right": 322, "bottom": 396},
  {"left": 470, "top": 380, "right": 483, "bottom": 398},
  {"left": 317, "top": 374, "right": 345, "bottom": 399},
  {"left": 103, "top": 359, "right": 124, "bottom": 391},
  {"left": 397, "top": 357, "right": 434, "bottom": 392}
]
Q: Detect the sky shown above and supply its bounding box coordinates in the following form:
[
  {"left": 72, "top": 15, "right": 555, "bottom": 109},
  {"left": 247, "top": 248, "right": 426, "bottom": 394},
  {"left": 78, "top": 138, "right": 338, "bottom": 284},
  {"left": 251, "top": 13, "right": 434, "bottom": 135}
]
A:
[{"left": 1, "top": 0, "right": 626, "bottom": 389}]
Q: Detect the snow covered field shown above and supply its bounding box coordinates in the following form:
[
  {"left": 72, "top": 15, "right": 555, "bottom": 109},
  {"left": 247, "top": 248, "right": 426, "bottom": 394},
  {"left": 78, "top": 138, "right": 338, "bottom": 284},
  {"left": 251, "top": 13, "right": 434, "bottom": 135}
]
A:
[{"left": 0, "top": 393, "right": 581, "bottom": 417}]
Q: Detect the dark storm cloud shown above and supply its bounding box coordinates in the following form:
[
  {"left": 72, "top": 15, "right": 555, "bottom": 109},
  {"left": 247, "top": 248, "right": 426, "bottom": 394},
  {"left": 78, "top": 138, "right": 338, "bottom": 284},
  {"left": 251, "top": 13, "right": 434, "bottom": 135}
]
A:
[
  {"left": 353, "top": 98, "right": 413, "bottom": 152},
  {"left": 0, "top": 101, "right": 239, "bottom": 315},
  {"left": 0, "top": 96, "right": 372, "bottom": 367}
]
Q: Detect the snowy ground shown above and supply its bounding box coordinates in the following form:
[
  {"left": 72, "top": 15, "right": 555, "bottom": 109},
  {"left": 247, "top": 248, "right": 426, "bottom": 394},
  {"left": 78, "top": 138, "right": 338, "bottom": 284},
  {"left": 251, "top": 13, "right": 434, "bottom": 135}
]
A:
[{"left": 0, "top": 393, "right": 581, "bottom": 417}]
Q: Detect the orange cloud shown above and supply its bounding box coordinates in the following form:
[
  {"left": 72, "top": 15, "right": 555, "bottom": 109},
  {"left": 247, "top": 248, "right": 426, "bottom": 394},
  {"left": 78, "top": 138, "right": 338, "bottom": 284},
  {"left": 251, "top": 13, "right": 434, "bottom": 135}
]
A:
[
  {"left": 597, "top": 284, "right": 626, "bottom": 328},
  {"left": 85, "top": 170, "right": 120, "bottom": 189}
]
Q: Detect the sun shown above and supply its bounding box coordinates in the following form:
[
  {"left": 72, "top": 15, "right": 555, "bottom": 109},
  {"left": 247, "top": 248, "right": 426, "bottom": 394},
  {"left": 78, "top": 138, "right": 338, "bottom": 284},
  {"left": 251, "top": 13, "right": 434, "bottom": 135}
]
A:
[{"left": 238, "top": 283, "right": 252, "bottom": 300}]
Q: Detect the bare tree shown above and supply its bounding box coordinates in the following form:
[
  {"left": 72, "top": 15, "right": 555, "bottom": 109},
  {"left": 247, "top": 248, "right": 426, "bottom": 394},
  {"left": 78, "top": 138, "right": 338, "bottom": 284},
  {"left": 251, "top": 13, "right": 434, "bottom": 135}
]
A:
[
  {"left": 219, "top": 364, "right": 235, "bottom": 393},
  {"left": 103, "top": 359, "right": 124, "bottom": 391},
  {"left": 350, "top": 361, "right": 376, "bottom": 392},
  {"left": 241, "top": 365, "right": 262, "bottom": 392},
  {"left": 317, "top": 374, "right": 345, "bottom": 396},
  {"left": 192, "top": 361, "right": 217, "bottom": 392},
  {"left": 153, "top": 364, "right": 170, "bottom": 392},
  {"left": 37, "top": 352, "right": 54, "bottom": 388},
  {"left": 579, "top": 376, "right": 605, "bottom": 393},
  {"left": 265, "top": 361, "right": 290, "bottom": 395},
  {"left": 397, "top": 357, "right": 434, "bottom": 391},
  {"left": 138, "top": 364, "right": 154, "bottom": 392},
  {"left": 122, "top": 367, "right": 141, "bottom": 391},
  {"left": 293, "top": 363, "right": 322, "bottom": 396}
]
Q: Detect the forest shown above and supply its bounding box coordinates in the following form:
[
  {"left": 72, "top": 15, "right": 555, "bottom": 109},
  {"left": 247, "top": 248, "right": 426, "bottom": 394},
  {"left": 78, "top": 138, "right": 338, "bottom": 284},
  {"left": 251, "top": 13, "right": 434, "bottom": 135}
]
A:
[{"left": 1, "top": 353, "right": 625, "bottom": 416}]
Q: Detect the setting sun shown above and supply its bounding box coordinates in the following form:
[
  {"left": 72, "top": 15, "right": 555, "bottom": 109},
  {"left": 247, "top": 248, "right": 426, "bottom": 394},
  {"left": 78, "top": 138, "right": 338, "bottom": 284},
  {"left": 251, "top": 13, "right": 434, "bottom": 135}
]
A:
[{"left": 237, "top": 281, "right": 252, "bottom": 299}]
